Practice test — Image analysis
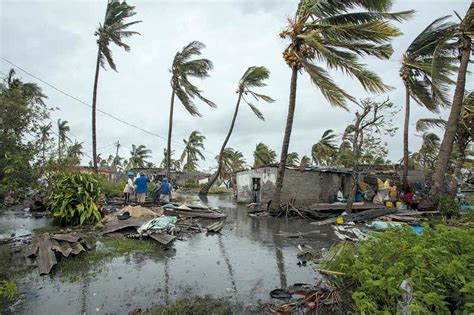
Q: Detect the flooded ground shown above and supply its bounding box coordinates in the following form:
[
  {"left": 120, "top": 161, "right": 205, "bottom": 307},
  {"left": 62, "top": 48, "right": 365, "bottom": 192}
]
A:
[{"left": 2, "top": 194, "right": 338, "bottom": 315}]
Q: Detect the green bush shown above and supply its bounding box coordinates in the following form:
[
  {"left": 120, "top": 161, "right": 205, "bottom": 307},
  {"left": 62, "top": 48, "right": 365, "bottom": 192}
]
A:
[
  {"left": 320, "top": 225, "right": 474, "bottom": 313},
  {"left": 438, "top": 195, "right": 460, "bottom": 221},
  {"left": 94, "top": 175, "right": 126, "bottom": 198},
  {"left": 48, "top": 172, "right": 102, "bottom": 225},
  {"left": 0, "top": 279, "right": 16, "bottom": 300}
]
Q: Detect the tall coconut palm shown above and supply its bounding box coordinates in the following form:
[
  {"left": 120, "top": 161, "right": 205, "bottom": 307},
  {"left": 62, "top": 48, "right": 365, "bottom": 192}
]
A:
[
  {"left": 253, "top": 143, "right": 277, "bottom": 167},
  {"left": 272, "top": 0, "right": 412, "bottom": 210},
  {"left": 57, "top": 119, "right": 70, "bottom": 162},
  {"left": 200, "top": 66, "right": 274, "bottom": 195},
  {"left": 299, "top": 155, "right": 311, "bottom": 168},
  {"left": 399, "top": 16, "right": 458, "bottom": 185},
  {"left": 429, "top": 4, "right": 473, "bottom": 202},
  {"left": 181, "top": 131, "right": 206, "bottom": 181},
  {"left": 286, "top": 152, "right": 300, "bottom": 167},
  {"left": 128, "top": 144, "right": 151, "bottom": 169},
  {"left": 166, "top": 41, "right": 216, "bottom": 179},
  {"left": 311, "top": 129, "right": 337, "bottom": 166},
  {"left": 91, "top": 0, "right": 141, "bottom": 172},
  {"left": 39, "top": 123, "right": 52, "bottom": 169}
]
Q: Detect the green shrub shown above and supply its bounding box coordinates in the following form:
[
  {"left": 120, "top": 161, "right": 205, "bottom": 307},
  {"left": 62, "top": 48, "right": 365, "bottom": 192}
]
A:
[
  {"left": 438, "top": 195, "right": 460, "bottom": 221},
  {"left": 320, "top": 225, "right": 474, "bottom": 313},
  {"left": 94, "top": 175, "right": 126, "bottom": 198},
  {"left": 48, "top": 172, "right": 102, "bottom": 225},
  {"left": 0, "top": 279, "right": 16, "bottom": 300}
]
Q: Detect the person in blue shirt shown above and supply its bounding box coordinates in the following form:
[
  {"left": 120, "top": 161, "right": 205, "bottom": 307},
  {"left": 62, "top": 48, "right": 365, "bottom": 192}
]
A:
[
  {"left": 134, "top": 171, "right": 150, "bottom": 204},
  {"left": 159, "top": 178, "right": 172, "bottom": 203}
]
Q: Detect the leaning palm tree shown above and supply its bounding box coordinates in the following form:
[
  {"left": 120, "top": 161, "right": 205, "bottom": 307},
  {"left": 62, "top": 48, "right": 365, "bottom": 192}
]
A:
[
  {"left": 128, "top": 144, "right": 151, "bottom": 168},
  {"left": 200, "top": 66, "right": 274, "bottom": 195},
  {"left": 272, "top": 0, "right": 413, "bottom": 210},
  {"left": 166, "top": 41, "right": 216, "bottom": 179},
  {"left": 181, "top": 131, "right": 206, "bottom": 181},
  {"left": 429, "top": 4, "right": 474, "bottom": 203},
  {"left": 57, "top": 119, "right": 70, "bottom": 162},
  {"left": 286, "top": 152, "right": 300, "bottom": 167},
  {"left": 312, "top": 129, "right": 337, "bottom": 166},
  {"left": 91, "top": 0, "right": 141, "bottom": 172},
  {"left": 399, "top": 16, "right": 458, "bottom": 185},
  {"left": 253, "top": 143, "right": 277, "bottom": 167}
]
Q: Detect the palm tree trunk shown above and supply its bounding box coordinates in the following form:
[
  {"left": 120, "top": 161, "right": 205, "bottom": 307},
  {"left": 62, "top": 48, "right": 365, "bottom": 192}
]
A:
[
  {"left": 166, "top": 90, "right": 176, "bottom": 179},
  {"left": 402, "top": 84, "right": 410, "bottom": 187},
  {"left": 428, "top": 35, "right": 471, "bottom": 202},
  {"left": 449, "top": 137, "right": 466, "bottom": 196},
  {"left": 58, "top": 136, "right": 61, "bottom": 163},
  {"left": 346, "top": 129, "right": 362, "bottom": 214},
  {"left": 272, "top": 66, "right": 298, "bottom": 212},
  {"left": 200, "top": 92, "right": 243, "bottom": 195},
  {"left": 91, "top": 51, "right": 101, "bottom": 173}
]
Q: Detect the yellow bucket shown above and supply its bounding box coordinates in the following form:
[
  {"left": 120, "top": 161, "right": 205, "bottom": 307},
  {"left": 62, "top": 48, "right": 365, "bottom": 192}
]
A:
[
  {"left": 396, "top": 201, "right": 403, "bottom": 207},
  {"left": 386, "top": 201, "right": 394, "bottom": 208},
  {"left": 336, "top": 217, "right": 344, "bottom": 225}
]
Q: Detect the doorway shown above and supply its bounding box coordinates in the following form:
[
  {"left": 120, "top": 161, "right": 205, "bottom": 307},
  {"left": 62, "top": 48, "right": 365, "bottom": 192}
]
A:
[{"left": 252, "top": 178, "right": 261, "bottom": 203}]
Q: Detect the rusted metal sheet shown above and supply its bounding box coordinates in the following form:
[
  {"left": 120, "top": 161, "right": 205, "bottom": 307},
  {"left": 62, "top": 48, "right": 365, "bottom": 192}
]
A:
[
  {"left": 51, "top": 232, "right": 86, "bottom": 243},
  {"left": 50, "top": 239, "right": 86, "bottom": 257},
  {"left": 100, "top": 218, "right": 147, "bottom": 235}
]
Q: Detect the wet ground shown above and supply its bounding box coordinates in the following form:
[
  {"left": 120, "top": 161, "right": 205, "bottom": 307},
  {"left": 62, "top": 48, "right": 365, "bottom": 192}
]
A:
[{"left": 1, "top": 194, "right": 339, "bottom": 315}]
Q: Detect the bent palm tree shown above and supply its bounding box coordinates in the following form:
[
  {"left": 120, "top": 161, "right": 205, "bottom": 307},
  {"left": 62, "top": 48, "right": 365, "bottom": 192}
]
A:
[
  {"left": 312, "top": 129, "right": 337, "bottom": 166},
  {"left": 57, "top": 119, "right": 70, "bottom": 162},
  {"left": 299, "top": 155, "right": 311, "bottom": 168},
  {"left": 200, "top": 66, "right": 274, "bottom": 195},
  {"left": 400, "top": 16, "right": 458, "bottom": 185},
  {"left": 429, "top": 4, "right": 474, "bottom": 203},
  {"left": 167, "top": 41, "right": 216, "bottom": 179},
  {"left": 128, "top": 144, "right": 151, "bottom": 168},
  {"left": 254, "top": 143, "right": 277, "bottom": 167},
  {"left": 286, "top": 152, "right": 300, "bottom": 166},
  {"left": 92, "top": 0, "right": 141, "bottom": 172},
  {"left": 273, "top": 0, "right": 412, "bottom": 210},
  {"left": 181, "top": 131, "right": 206, "bottom": 181}
]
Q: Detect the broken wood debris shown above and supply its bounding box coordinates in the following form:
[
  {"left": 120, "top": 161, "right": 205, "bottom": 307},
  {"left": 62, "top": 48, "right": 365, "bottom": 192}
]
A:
[{"left": 206, "top": 221, "right": 224, "bottom": 233}]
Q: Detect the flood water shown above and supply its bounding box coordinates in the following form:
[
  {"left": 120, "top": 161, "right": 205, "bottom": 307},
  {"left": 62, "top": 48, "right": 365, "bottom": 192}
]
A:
[{"left": 5, "top": 194, "right": 339, "bottom": 315}]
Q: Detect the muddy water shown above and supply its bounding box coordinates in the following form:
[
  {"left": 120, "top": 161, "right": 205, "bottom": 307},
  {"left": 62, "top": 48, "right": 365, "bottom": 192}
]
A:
[{"left": 12, "top": 194, "right": 338, "bottom": 315}]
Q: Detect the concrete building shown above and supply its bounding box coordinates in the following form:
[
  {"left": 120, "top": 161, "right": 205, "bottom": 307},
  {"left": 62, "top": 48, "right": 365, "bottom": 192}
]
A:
[{"left": 235, "top": 166, "right": 352, "bottom": 206}]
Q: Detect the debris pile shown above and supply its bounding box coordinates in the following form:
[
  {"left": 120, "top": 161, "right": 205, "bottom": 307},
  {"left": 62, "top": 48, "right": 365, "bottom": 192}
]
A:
[{"left": 26, "top": 232, "right": 91, "bottom": 275}]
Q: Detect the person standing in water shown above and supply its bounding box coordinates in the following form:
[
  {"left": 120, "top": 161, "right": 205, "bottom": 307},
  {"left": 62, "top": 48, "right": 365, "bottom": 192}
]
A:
[{"left": 123, "top": 172, "right": 135, "bottom": 205}]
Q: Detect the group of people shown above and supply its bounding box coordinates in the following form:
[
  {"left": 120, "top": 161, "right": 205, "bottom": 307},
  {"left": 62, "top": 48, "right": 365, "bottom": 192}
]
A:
[{"left": 123, "top": 171, "right": 173, "bottom": 205}]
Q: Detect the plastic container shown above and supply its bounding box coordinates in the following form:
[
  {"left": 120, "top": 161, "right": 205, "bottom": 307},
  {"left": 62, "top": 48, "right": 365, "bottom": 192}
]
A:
[
  {"left": 386, "top": 201, "right": 394, "bottom": 208},
  {"left": 336, "top": 217, "right": 344, "bottom": 225}
]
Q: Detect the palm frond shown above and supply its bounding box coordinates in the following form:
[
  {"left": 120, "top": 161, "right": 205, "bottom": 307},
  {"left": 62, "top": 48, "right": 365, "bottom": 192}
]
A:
[
  {"left": 247, "top": 102, "right": 265, "bottom": 121},
  {"left": 175, "top": 86, "right": 201, "bottom": 117},
  {"left": 240, "top": 66, "right": 270, "bottom": 89},
  {"left": 415, "top": 118, "right": 447, "bottom": 132}
]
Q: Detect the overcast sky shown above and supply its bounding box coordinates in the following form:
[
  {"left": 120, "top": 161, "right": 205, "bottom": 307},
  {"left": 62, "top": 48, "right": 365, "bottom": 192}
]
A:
[{"left": 1, "top": 0, "right": 473, "bottom": 170}]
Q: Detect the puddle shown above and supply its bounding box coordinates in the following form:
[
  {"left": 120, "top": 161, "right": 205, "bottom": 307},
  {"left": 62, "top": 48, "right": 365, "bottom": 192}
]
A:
[
  {"left": 0, "top": 210, "right": 50, "bottom": 237},
  {"left": 4, "top": 194, "right": 339, "bottom": 315}
]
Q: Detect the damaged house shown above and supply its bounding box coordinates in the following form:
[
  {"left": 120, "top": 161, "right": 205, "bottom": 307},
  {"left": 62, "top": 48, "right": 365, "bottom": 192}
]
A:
[{"left": 236, "top": 166, "right": 352, "bottom": 206}]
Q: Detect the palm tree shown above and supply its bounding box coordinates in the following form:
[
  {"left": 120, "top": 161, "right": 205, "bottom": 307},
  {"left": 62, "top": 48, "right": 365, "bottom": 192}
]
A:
[
  {"left": 286, "top": 152, "right": 300, "bottom": 167},
  {"left": 200, "top": 66, "right": 274, "bottom": 195},
  {"left": 181, "top": 131, "right": 206, "bottom": 181},
  {"left": 91, "top": 0, "right": 141, "bottom": 172},
  {"left": 429, "top": 4, "right": 473, "bottom": 202},
  {"left": 128, "top": 144, "right": 151, "bottom": 169},
  {"left": 399, "top": 16, "right": 458, "bottom": 185},
  {"left": 160, "top": 148, "right": 181, "bottom": 171},
  {"left": 67, "top": 141, "right": 83, "bottom": 165},
  {"left": 411, "top": 132, "right": 441, "bottom": 170},
  {"left": 57, "top": 119, "right": 70, "bottom": 162},
  {"left": 39, "top": 123, "right": 52, "bottom": 169},
  {"left": 166, "top": 41, "right": 216, "bottom": 179},
  {"left": 312, "top": 129, "right": 337, "bottom": 166},
  {"left": 299, "top": 155, "right": 311, "bottom": 168},
  {"left": 218, "top": 147, "right": 246, "bottom": 186},
  {"left": 253, "top": 143, "right": 277, "bottom": 167},
  {"left": 272, "top": 0, "right": 412, "bottom": 210}
]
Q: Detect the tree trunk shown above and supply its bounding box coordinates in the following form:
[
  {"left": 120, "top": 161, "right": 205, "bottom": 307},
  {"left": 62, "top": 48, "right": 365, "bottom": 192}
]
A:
[
  {"left": 58, "top": 136, "right": 61, "bottom": 163},
  {"left": 200, "top": 92, "right": 242, "bottom": 195},
  {"left": 91, "top": 51, "right": 101, "bottom": 173},
  {"left": 428, "top": 35, "right": 471, "bottom": 202},
  {"left": 166, "top": 89, "right": 176, "bottom": 179},
  {"left": 449, "top": 138, "right": 465, "bottom": 196},
  {"left": 346, "top": 128, "right": 361, "bottom": 214},
  {"left": 272, "top": 66, "right": 298, "bottom": 212},
  {"left": 402, "top": 84, "right": 410, "bottom": 186}
]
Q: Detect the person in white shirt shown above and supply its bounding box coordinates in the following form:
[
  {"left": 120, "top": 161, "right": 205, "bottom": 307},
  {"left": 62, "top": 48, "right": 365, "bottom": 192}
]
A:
[{"left": 123, "top": 172, "right": 135, "bottom": 205}]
